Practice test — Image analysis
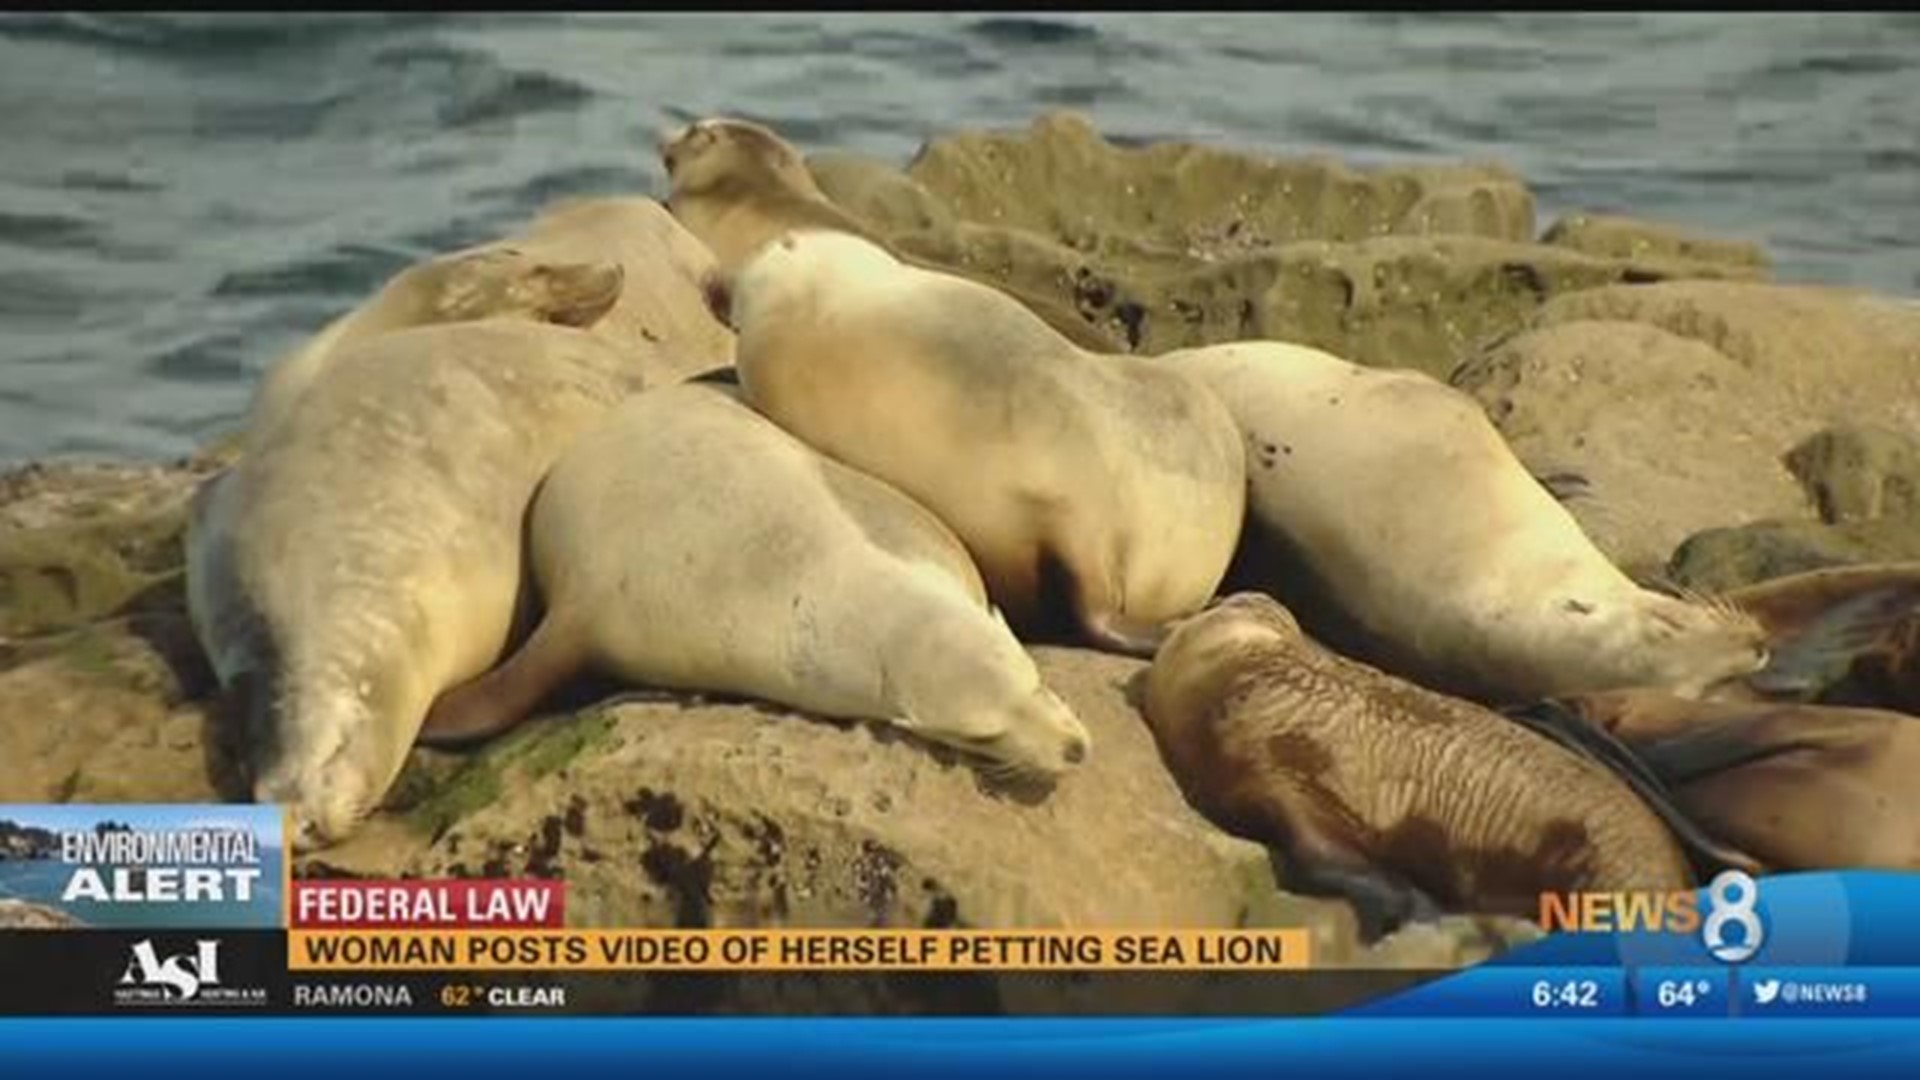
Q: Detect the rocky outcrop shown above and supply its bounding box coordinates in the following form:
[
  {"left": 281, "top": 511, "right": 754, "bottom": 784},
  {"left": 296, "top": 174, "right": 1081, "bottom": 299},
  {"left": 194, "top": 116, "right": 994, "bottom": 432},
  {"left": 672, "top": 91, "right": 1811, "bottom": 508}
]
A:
[
  {"left": 1784, "top": 425, "right": 1920, "bottom": 526},
  {"left": 1454, "top": 282, "right": 1920, "bottom": 576},
  {"left": 1540, "top": 213, "right": 1770, "bottom": 279},
  {"left": 806, "top": 111, "right": 1771, "bottom": 378}
]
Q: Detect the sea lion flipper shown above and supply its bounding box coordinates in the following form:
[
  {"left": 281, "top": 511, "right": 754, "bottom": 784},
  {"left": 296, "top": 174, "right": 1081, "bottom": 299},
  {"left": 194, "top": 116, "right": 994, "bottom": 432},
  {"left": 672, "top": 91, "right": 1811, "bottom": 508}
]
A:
[
  {"left": 417, "top": 616, "right": 582, "bottom": 748},
  {"left": 1276, "top": 844, "right": 1441, "bottom": 943},
  {"left": 688, "top": 365, "right": 740, "bottom": 386},
  {"left": 1080, "top": 609, "right": 1170, "bottom": 658},
  {"left": 1630, "top": 712, "right": 1810, "bottom": 785},
  {"left": 1747, "top": 581, "right": 1920, "bottom": 697},
  {"left": 1504, "top": 700, "right": 1764, "bottom": 877},
  {"left": 1531, "top": 469, "right": 1591, "bottom": 503}
]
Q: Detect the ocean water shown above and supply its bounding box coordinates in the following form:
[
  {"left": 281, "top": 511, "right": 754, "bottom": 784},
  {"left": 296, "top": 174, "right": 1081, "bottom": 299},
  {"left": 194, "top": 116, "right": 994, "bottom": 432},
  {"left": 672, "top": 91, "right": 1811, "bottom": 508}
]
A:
[{"left": 0, "top": 12, "right": 1914, "bottom": 465}]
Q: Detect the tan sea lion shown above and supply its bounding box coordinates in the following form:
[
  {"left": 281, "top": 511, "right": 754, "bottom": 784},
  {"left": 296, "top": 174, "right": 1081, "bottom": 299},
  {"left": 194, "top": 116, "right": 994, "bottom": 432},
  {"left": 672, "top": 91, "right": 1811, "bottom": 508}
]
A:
[
  {"left": 418, "top": 381, "right": 1091, "bottom": 784},
  {"left": 1142, "top": 592, "right": 1699, "bottom": 932},
  {"left": 186, "top": 317, "right": 650, "bottom": 850},
  {"left": 718, "top": 230, "right": 1247, "bottom": 657},
  {"left": 495, "top": 196, "right": 736, "bottom": 382},
  {"left": 660, "top": 116, "right": 1128, "bottom": 353},
  {"left": 1529, "top": 690, "right": 1920, "bottom": 872},
  {"left": 1152, "top": 339, "right": 1771, "bottom": 705},
  {"left": 248, "top": 246, "right": 624, "bottom": 444}
]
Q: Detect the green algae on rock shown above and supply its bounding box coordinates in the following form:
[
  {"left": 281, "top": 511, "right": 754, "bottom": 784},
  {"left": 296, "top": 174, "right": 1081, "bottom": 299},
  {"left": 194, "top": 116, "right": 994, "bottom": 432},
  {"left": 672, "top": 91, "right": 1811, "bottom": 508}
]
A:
[{"left": 809, "top": 111, "right": 1781, "bottom": 376}]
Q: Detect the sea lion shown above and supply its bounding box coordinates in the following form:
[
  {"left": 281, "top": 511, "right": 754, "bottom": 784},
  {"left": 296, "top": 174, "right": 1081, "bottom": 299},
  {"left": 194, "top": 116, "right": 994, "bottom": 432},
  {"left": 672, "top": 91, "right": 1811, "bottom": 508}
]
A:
[
  {"left": 417, "top": 382, "right": 1091, "bottom": 784},
  {"left": 660, "top": 116, "right": 1129, "bottom": 353},
  {"left": 1152, "top": 339, "right": 1770, "bottom": 705},
  {"left": 1142, "top": 592, "right": 1697, "bottom": 931},
  {"left": 495, "top": 196, "right": 736, "bottom": 382},
  {"left": 247, "top": 245, "right": 624, "bottom": 444},
  {"left": 1528, "top": 690, "right": 1920, "bottom": 872},
  {"left": 1711, "top": 562, "right": 1920, "bottom": 709},
  {"left": 718, "top": 230, "right": 1247, "bottom": 657},
  {"left": 186, "top": 317, "right": 650, "bottom": 850}
]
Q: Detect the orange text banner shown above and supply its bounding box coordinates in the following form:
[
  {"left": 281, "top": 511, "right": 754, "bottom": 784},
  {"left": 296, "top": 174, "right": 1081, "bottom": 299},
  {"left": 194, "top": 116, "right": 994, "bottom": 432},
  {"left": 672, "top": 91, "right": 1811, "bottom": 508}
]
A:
[{"left": 287, "top": 928, "right": 1312, "bottom": 972}]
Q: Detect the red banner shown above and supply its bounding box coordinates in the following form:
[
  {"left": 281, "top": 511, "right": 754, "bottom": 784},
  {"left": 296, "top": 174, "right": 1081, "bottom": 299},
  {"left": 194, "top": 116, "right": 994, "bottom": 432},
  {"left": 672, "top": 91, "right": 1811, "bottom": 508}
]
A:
[{"left": 291, "top": 879, "right": 564, "bottom": 929}]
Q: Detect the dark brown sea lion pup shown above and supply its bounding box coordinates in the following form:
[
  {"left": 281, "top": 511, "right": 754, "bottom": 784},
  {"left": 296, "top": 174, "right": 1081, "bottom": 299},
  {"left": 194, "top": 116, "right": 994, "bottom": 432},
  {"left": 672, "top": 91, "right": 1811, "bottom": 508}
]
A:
[
  {"left": 1142, "top": 592, "right": 1701, "bottom": 934},
  {"left": 659, "top": 115, "right": 1129, "bottom": 353},
  {"left": 1525, "top": 690, "right": 1920, "bottom": 872}
]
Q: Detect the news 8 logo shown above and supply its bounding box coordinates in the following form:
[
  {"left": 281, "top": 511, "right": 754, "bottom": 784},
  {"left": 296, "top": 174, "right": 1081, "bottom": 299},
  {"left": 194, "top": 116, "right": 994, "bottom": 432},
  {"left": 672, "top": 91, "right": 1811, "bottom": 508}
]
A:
[{"left": 1702, "top": 870, "right": 1766, "bottom": 963}]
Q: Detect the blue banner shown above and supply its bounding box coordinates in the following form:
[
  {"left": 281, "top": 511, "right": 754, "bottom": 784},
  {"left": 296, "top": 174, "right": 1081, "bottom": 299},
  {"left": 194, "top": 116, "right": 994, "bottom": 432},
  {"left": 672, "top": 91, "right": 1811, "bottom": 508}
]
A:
[{"left": 7, "top": 1018, "right": 1920, "bottom": 1078}]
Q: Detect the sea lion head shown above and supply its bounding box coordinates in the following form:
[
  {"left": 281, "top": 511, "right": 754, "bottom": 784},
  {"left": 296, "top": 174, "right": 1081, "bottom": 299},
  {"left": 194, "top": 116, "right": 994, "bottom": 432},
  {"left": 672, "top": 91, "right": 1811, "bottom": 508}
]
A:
[
  {"left": 890, "top": 606, "right": 1092, "bottom": 786},
  {"left": 396, "top": 246, "right": 625, "bottom": 331},
  {"left": 243, "top": 677, "right": 403, "bottom": 852},
  {"left": 660, "top": 116, "right": 820, "bottom": 200},
  {"left": 1145, "top": 592, "right": 1302, "bottom": 735},
  {"left": 1629, "top": 592, "right": 1770, "bottom": 698}
]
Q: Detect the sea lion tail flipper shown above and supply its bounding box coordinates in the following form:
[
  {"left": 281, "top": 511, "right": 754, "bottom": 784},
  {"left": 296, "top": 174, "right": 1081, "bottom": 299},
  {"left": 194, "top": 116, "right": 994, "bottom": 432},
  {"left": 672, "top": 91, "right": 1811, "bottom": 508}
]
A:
[
  {"left": 417, "top": 616, "right": 583, "bottom": 748},
  {"left": 688, "top": 365, "right": 740, "bottom": 386},
  {"left": 1631, "top": 711, "right": 1810, "bottom": 785},
  {"left": 1747, "top": 584, "right": 1919, "bottom": 698},
  {"left": 1272, "top": 836, "right": 1442, "bottom": 943},
  {"left": 1080, "top": 609, "right": 1170, "bottom": 659},
  {"left": 1503, "top": 700, "right": 1764, "bottom": 877},
  {"left": 1531, "top": 469, "right": 1592, "bottom": 503}
]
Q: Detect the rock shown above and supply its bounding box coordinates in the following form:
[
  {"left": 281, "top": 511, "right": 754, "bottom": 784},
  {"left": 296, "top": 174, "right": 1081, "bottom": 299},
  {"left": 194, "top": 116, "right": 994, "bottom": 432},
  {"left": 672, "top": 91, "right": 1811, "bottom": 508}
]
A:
[
  {"left": 0, "top": 460, "right": 215, "bottom": 640},
  {"left": 1669, "top": 518, "right": 1920, "bottom": 594},
  {"left": 0, "top": 899, "right": 84, "bottom": 929},
  {"left": 806, "top": 151, "right": 956, "bottom": 235},
  {"left": 808, "top": 112, "right": 1775, "bottom": 376},
  {"left": 0, "top": 613, "right": 220, "bottom": 804},
  {"left": 318, "top": 648, "right": 1330, "bottom": 931},
  {"left": 1784, "top": 425, "right": 1920, "bottom": 525},
  {"left": 904, "top": 110, "right": 1537, "bottom": 247},
  {"left": 1454, "top": 320, "right": 1812, "bottom": 576},
  {"left": 1455, "top": 282, "right": 1920, "bottom": 575},
  {"left": 1534, "top": 282, "right": 1920, "bottom": 420},
  {"left": 1541, "top": 213, "right": 1770, "bottom": 279}
]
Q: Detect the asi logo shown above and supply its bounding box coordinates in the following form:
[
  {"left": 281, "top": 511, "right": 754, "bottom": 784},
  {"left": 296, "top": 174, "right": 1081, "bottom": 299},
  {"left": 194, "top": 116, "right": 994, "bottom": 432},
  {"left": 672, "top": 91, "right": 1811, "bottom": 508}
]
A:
[
  {"left": 114, "top": 939, "right": 266, "bottom": 1007},
  {"left": 1702, "top": 869, "right": 1766, "bottom": 964}
]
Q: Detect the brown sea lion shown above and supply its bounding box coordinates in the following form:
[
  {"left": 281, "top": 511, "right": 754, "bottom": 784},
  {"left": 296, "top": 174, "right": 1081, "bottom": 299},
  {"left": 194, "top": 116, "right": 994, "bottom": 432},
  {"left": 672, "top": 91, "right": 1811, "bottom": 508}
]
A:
[
  {"left": 1533, "top": 690, "right": 1920, "bottom": 872},
  {"left": 659, "top": 115, "right": 1129, "bottom": 353},
  {"left": 1142, "top": 592, "right": 1700, "bottom": 933},
  {"left": 1711, "top": 562, "right": 1920, "bottom": 710}
]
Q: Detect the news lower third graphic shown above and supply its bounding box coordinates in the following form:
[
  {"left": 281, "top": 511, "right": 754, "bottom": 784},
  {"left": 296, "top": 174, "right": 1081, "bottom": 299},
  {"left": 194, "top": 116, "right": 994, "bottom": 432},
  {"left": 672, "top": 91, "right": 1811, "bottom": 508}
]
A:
[
  {"left": 7, "top": 805, "right": 1920, "bottom": 1020},
  {"left": 0, "top": 803, "right": 285, "bottom": 929}
]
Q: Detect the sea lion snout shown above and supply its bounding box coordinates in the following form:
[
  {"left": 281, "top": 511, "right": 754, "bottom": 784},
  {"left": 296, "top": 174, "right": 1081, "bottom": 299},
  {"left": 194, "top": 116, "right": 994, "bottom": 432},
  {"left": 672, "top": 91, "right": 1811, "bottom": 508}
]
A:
[{"left": 1062, "top": 732, "right": 1088, "bottom": 765}]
